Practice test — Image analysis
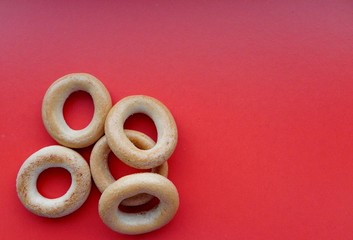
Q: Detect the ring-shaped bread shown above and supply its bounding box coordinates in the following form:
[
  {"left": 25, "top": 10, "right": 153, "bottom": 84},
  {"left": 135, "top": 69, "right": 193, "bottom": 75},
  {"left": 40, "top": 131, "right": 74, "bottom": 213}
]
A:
[
  {"left": 98, "top": 173, "right": 179, "bottom": 235},
  {"left": 16, "top": 145, "right": 91, "bottom": 218},
  {"left": 90, "top": 130, "right": 168, "bottom": 206},
  {"left": 105, "top": 95, "right": 177, "bottom": 169},
  {"left": 42, "top": 73, "right": 112, "bottom": 148}
]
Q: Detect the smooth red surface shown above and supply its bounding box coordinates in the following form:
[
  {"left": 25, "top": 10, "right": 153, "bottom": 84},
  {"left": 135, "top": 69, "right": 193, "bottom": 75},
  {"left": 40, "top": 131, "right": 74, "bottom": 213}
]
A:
[{"left": 1, "top": 1, "right": 353, "bottom": 239}]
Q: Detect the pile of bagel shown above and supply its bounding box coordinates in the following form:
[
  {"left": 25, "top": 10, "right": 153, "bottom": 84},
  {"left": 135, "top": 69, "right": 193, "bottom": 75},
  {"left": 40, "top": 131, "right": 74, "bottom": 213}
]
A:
[{"left": 16, "top": 73, "right": 179, "bottom": 235}]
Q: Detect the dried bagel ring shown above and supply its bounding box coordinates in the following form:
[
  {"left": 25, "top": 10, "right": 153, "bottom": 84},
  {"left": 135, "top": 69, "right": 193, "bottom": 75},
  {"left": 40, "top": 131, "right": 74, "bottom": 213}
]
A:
[
  {"left": 99, "top": 173, "right": 179, "bottom": 235},
  {"left": 42, "top": 73, "right": 112, "bottom": 148},
  {"left": 90, "top": 130, "right": 168, "bottom": 206},
  {"left": 16, "top": 145, "right": 91, "bottom": 218},
  {"left": 105, "top": 95, "right": 177, "bottom": 169}
]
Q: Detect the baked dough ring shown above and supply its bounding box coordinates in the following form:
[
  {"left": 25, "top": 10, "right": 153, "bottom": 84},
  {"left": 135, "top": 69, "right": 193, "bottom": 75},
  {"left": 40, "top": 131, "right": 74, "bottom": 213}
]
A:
[
  {"left": 90, "top": 130, "right": 168, "bottom": 206},
  {"left": 16, "top": 145, "right": 91, "bottom": 218},
  {"left": 105, "top": 95, "right": 177, "bottom": 169},
  {"left": 42, "top": 73, "right": 112, "bottom": 148},
  {"left": 99, "top": 173, "right": 179, "bottom": 235}
]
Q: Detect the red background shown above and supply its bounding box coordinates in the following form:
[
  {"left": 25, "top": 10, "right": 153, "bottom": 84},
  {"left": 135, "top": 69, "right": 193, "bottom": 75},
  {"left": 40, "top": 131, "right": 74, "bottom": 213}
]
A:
[{"left": 1, "top": 1, "right": 353, "bottom": 239}]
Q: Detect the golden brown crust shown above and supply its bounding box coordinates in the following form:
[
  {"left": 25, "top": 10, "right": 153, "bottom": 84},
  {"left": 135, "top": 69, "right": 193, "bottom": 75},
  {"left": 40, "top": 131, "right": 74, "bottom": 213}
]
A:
[
  {"left": 90, "top": 130, "right": 168, "bottom": 206},
  {"left": 98, "top": 173, "right": 179, "bottom": 235},
  {"left": 105, "top": 95, "right": 178, "bottom": 169},
  {"left": 42, "top": 73, "right": 112, "bottom": 148},
  {"left": 16, "top": 145, "right": 91, "bottom": 218}
]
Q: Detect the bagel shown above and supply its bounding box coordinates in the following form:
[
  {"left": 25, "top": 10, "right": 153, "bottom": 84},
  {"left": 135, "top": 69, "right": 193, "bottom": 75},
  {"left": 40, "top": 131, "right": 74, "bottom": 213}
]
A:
[
  {"left": 16, "top": 145, "right": 91, "bottom": 218},
  {"left": 98, "top": 173, "right": 179, "bottom": 235},
  {"left": 42, "top": 73, "right": 112, "bottom": 148},
  {"left": 105, "top": 95, "right": 177, "bottom": 169},
  {"left": 90, "top": 130, "right": 168, "bottom": 206}
]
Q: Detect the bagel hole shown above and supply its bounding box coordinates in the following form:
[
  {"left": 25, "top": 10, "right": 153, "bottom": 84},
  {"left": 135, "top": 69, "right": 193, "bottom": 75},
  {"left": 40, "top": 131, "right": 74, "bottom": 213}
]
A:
[
  {"left": 37, "top": 168, "right": 72, "bottom": 199},
  {"left": 124, "top": 113, "right": 157, "bottom": 143},
  {"left": 108, "top": 152, "right": 149, "bottom": 180},
  {"left": 118, "top": 197, "right": 160, "bottom": 213},
  {"left": 63, "top": 90, "right": 94, "bottom": 130}
]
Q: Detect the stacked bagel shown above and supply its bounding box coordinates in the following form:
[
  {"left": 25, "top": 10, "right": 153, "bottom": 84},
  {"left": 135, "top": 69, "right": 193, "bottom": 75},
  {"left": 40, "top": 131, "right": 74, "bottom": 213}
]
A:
[{"left": 16, "top": 73, "right": 179, "bottom": 235}]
